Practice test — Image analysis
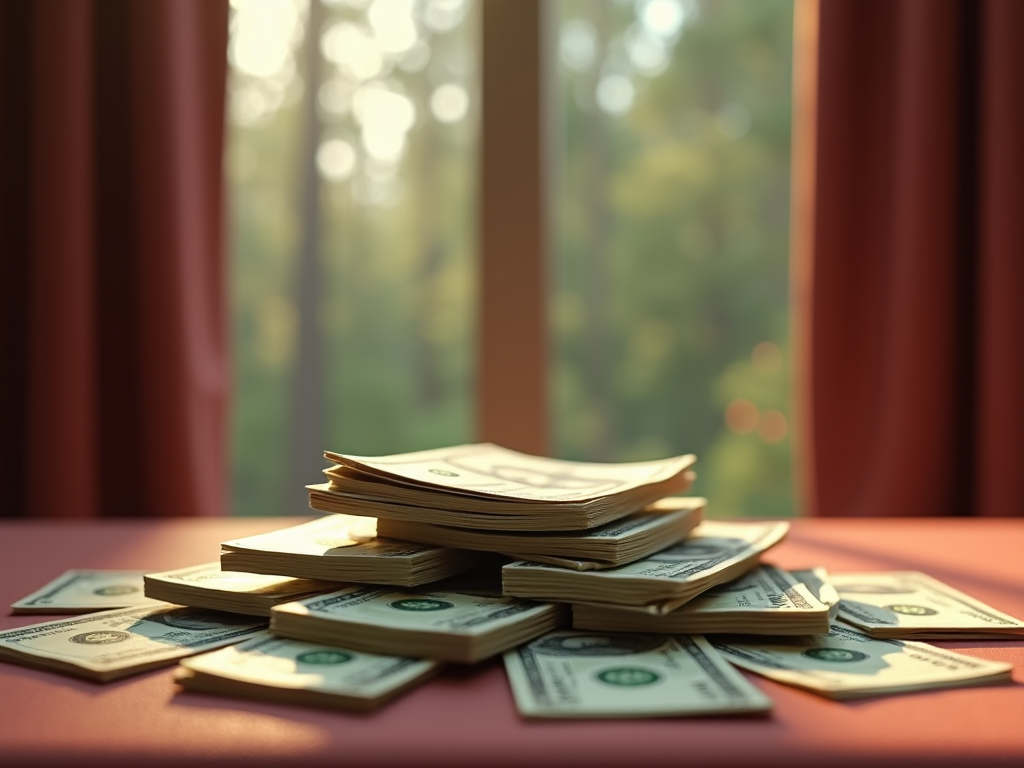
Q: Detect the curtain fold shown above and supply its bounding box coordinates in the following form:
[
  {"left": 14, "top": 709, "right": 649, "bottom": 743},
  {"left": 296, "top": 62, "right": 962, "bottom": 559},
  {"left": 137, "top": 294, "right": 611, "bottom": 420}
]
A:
[
  {"left": 804, "top": 0, "right": 1024, "bottom": 517},
  {"left": 0, "top": 0, "right": 229, "bottom": 517}
]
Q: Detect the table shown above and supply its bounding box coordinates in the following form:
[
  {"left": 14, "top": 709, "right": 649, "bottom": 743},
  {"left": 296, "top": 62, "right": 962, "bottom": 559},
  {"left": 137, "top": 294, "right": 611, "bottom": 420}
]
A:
[{"left": 1, "top": 517, "right": 1022, "bottom": 767}]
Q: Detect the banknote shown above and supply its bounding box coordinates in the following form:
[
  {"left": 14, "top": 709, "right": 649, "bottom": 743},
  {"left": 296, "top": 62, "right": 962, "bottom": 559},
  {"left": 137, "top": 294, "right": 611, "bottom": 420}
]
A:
[
  {"left": 11, "top": 570, "right": 163, "bottom": 614},
  {"left": 711, "top": 622, "right": 1014, "bottom": 699},
  {"left": 572, "top": 565, "right": 832, "bottom": 635},
  {"left": 0, "top": 604, "right": 267, "bottom": 681},
  {"left": 504, "top": 630, "right": 771, "bottom": 718},
  {"left": 144, "top": 563, "right": 336, "bottom": 616},
  {"left": 272, "top": 587, "right": 566, "bottom": 664},
  {"left": 830, "top": 571, "right": 1024, "bottom": 639},
  {"left": 503, "top": 520, "right": 790, "bottom": 612},
  {"left": 789, "top": 567, "right": 841, "bottom": 619},
  {"left": 177, "top": 632, "right": 439, "bottom": 711},
  {"left": 219, "top": 515, "right": 483, "bottom": 587},
  {"left": 375, "top": 497, "right": 705, "bottom": 570},
  {"left": 313, "top": 443, "right": 697, "bottom": 531}
]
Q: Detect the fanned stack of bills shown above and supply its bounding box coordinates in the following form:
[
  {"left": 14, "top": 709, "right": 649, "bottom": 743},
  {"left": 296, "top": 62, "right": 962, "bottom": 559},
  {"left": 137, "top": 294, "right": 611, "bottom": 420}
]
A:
[
  {"left": 571, "top": 565, "right": 832, "bottom": 636},
  {"left": 272, "top": 587, "right": 566, "bottom": 664},
  {"left": 830, "top": 571, "right": 1024, "bottom": 639},
  {"left": 220, "top": 515, "right": 483, "bottom": 587},
  {"left": 502, "top": 520, "right": 790, "bottom": 613},
  {"left": 144, "top": 563, "right": 336, "bottom": 617},
  {"left": 308, "top": 443, "right": 696, "bottom": 531},
  {"left": 10, "top": 570, "right": 162, "bottom": 614},
  {"left": 176, "top": 632, "right": 438, "bottom": 712},
  {"left": 0, "top": 604, "right": 266, "bottom": 681},
  {"left": 711, "top": 622, "right": 1014, "bottom": 699},
  {"left": 504, "top": 630, "right": 771, "bottom": 718},
  {"left": 376, "top": 497, "right": 705, "bottom": 570}
]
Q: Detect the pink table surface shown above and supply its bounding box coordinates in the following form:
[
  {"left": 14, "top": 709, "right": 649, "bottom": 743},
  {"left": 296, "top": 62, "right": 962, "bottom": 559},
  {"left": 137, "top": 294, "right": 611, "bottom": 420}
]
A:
[{"left": 1, "top": 516, "right": 1022, "bottom": 768}]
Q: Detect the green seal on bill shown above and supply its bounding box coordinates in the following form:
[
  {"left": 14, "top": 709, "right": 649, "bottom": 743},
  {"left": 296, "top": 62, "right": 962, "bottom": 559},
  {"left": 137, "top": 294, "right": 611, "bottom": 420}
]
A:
[
  {"left": 885, "top": 604, "right": 938, "bottom": 616},
  {"left": 70, "top": 631, "right": 132, "bottom": 645},
  {"left": 297, "top": 650, "right": 354, "bottom": 665},
  {"left": 595, "top": 667, "right": 661, "bottom": 686}
]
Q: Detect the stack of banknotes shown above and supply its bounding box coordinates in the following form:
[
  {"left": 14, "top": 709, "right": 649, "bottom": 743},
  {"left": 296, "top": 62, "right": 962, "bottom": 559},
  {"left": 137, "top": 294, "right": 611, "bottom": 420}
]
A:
[{"left": 1, "top": 444, "right": 1021, "bottom": 715}]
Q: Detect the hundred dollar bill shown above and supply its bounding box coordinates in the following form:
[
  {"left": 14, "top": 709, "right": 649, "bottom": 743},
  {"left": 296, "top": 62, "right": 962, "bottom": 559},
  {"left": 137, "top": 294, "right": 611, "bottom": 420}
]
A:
[
  {"left": 375, "top": 498, "right": 705, "bottom": 570},
  {"left": 572, "top": 565, "right": 831, "bottom": 635},
  {"left": 272, "top": 587, "right": 566, "bottom": 664},
  {"left": 504, "top": 630, "right": 771, "bottom": 718},
  {"left": 176, "top": 632, "right": 439, "bottom": 712},
  {"left": 11, "top": 570, "right": 163, "bottom": 614},
  {"left": 220, "top": 515, "right": 483, "bottom": 587},
  {"left": 144, "top": 563, "right": 337, "bottom": 617},
  {"left": 711, "top": 622, "right": 1014, "bottom": 699},
  {"left": 830, "top": 571, "right": 1024, "bottom": 639},
  {"left": 311, "top": 443, "right": 697, "bottom": 531},
  {"left": 0, "top": 604, "right": 267, "bottom": 681},
  {"left": 503, "top": 520, "right": 790, "bottom": 613}
]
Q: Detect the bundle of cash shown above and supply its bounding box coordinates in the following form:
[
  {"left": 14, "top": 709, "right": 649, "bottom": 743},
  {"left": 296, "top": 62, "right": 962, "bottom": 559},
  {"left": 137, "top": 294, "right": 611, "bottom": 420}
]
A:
[
  {"left": 830, "top": 571, "right": 1024, "bottom": 639},
  {"left": 504, "top": 630, "right": 771, "bottom": 718},
  {"left": 0, "top": 604, "right": 266, "bottom": 682},
  {"left": 220, "top": 515, "right": 483, "bottom": 587},
  {"left": 711, "top": 622, "right": 1014, "bottom": 699},
  {"left": 144, "top": 563, "right": 336, "bottom": 617},
  {"left": 10, "top": 570, "right": 162, "bottom": 614},
  {"left": 571, "top": 565, "right": 832, "bottom": 635},
  {"left": 176, "top": 632, "right": 439, "bottom": 712},
  {"left": 272, "top": 587, "right": 567, "bottom": 664},
  {"left": 309, "top": 443, "right": 696, "bottom": 531},
  {"left": 375, "top": 497, "right": 705, "bottom": 570},
  {"left": 502, "top": 520, "right": 789, "bottom": 613}
]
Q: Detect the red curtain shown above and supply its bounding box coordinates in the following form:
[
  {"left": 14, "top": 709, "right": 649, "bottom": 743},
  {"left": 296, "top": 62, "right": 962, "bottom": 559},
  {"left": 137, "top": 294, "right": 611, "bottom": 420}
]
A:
[
  {"left": 803, "top": 0, "right": 1024, "bottom": 517},
  {"left": 0, "top": 0, "right": 229, "bottom": 517}
]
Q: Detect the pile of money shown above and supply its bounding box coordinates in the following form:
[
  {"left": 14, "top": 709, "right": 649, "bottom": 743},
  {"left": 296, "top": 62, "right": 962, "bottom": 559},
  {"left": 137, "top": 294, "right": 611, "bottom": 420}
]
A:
[
  {"left": 3, "top": 443, "right": 1021, "bottom": 718},
  {"left": 144, "top": 563, "right": 336, "bottom": 617},
  {"left": 271, "top": 587, "right": 566, "bottom": 664},
  {"left": 176, "top": 632, "right": 439, "bottom": 712},
  {"left": 308, "top": 443, "right": 697, "bottom": 531},
  {"left": 220, "top": 515, "right": 483, "bottom": 587}
]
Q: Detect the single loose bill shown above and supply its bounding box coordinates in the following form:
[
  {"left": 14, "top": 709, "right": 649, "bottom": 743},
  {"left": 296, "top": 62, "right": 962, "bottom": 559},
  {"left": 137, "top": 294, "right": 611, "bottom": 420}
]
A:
[
  {"left": 11, "top": 570, "right": 163, "bottom": 614},
  {"left": 376, "top": 497, "right": 705, "bottom": 571},
  {"left": 144, "top": 563, "right": 337, "bottom": 617},
  {"left": 312, "top": 443, "right": 697, "bottom": 531},
  {"left": 220, "top": 515, "right": 484, "bottom": 587},
  {"left": 829, "top": 571, "right": 1024, "bottom": 640},
  {"left": 572, "top": 565, "right": 831, "bottom": 635},
  {"left": 710, "top": 622, "right": 1014, "bottom": 700},
  {"left": 176, "top": 632, "right": 439, "bottom": 712},
  {"left": 0, "top": 604, "right": 267, "bottom": 682},
  {"left": 272, "top": 587, "right": 566, "bottom": 664},
  {"left": 504, "top": 630, "right": 771, "bottom": 718},
  {"left": 788, "top": 566, "right": 841, "bottom": 620},
  {"left": 502, "top": 520, "right": 790, "bottom": 614}
]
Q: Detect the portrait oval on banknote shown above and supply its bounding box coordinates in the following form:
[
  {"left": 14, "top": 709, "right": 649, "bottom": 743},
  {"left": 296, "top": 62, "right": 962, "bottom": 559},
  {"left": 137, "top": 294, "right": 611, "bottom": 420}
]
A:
[
  {"left": 92, "top": 585, "right": 140, "bottom": 596},
  {"left": 885, "top": 604, "right": 939, "bottom": 616},
  {"left": 296, "top": 650, "right": 355, "bottom": 665},
  {"left": 533, "top": 633, "right": 664, "bottom": 657},
  {"left": 802, "top": 648, "right": 869, "bottom": 663},
  {"left": 70, "top": 630, "right": 133, "bottom": 645},
  {"left": 388, "top": 598, "right": 455, "bottom": 612}
]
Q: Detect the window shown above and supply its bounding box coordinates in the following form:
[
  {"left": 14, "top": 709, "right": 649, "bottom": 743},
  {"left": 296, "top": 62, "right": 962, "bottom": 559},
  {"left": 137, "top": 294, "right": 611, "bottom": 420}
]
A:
[{"left": 227, "top": 0, "right": 795, "bottom": 518}]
